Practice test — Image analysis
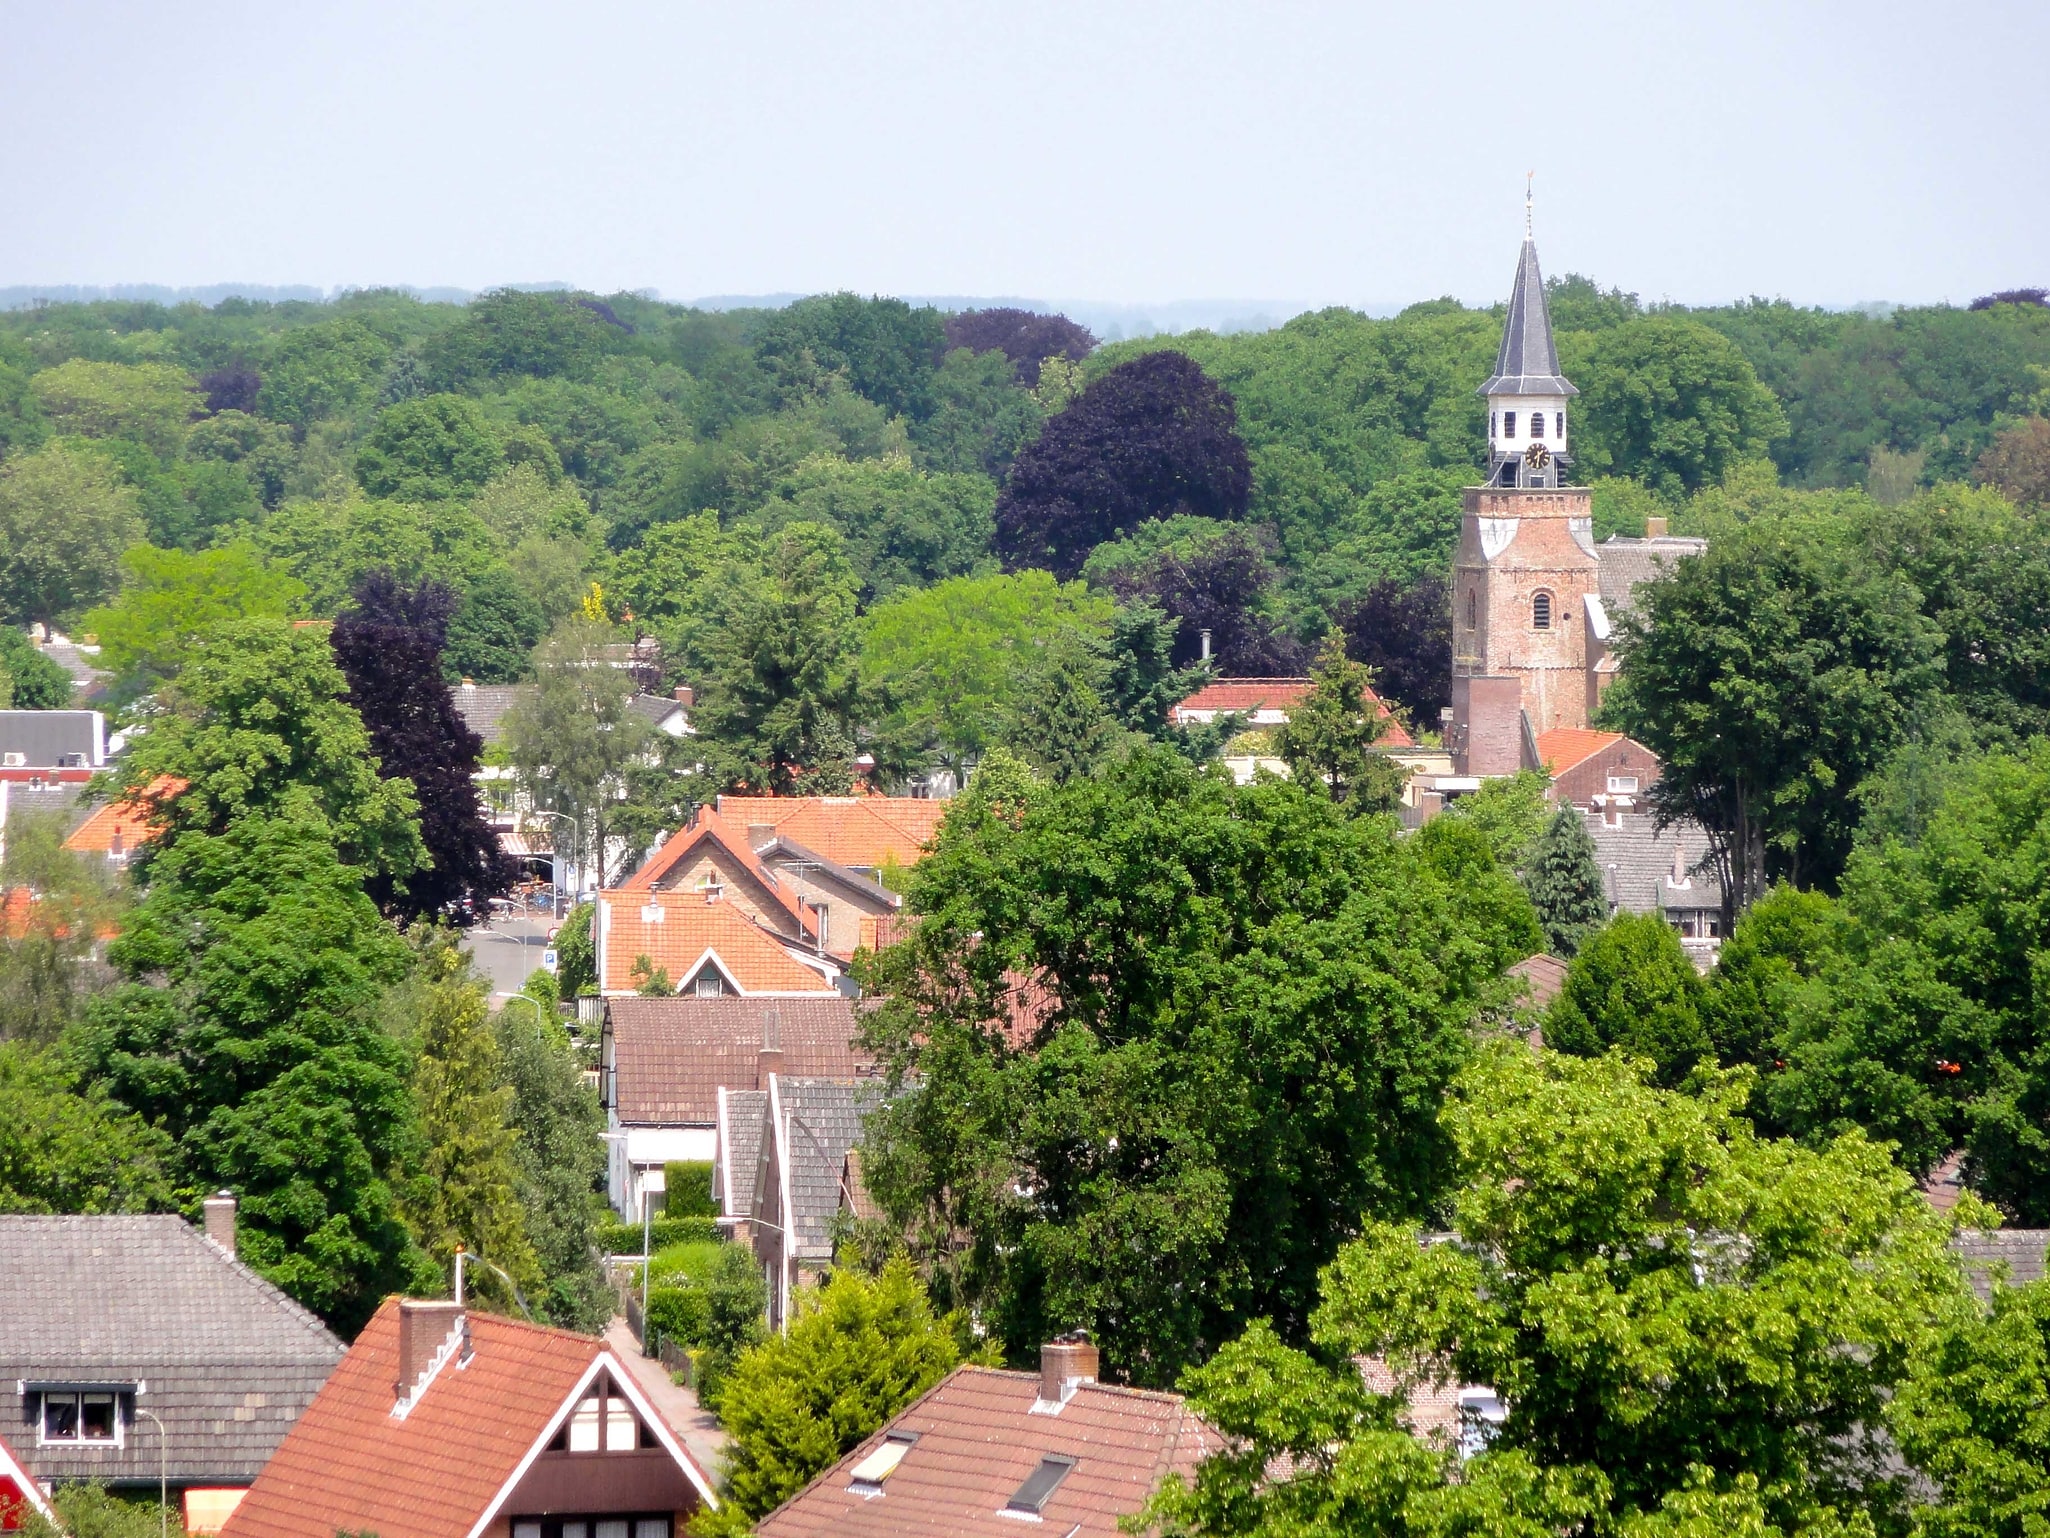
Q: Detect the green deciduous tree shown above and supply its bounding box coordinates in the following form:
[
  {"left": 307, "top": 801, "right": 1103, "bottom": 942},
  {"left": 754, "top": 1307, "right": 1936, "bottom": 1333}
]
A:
[
  {"left": 755, "top": 452, "right": 996, "bottom": 603},
  {"left": 1276, "top": 632, "right": 1408, "bottom": 815},
  {"left": 1601, "top": 513, "right": 1945, "bottom": 921},
  {"left": 0, "top": 442, "right": 144, "bottom": 624},
  {"left": 79, "top": 816, "right": 421, "bottom": 1330},
  {"left": 692, "top": 1258, "right": 985, "bottom": 1535},
  {"left": 0, "top": 626, "right": 74, "bottom": 708},
  {"left": 29, "top": 359, "right": 198, "bottom": 456},
  {"left": 80, "top": 543, "right": 307, "bottom": 693},
  {"left": 0, "top": 1042, "right": 174, "bottom": 1213},
  {"left": 119, "top": 617, "right": 425, "bottom": 879},
  {"left": 1545, "top": 913, "right": 1711, "bottom": 1086},
  {"left": 496, "top": 991, "right": 609, "bottom": 1330},
  {"left": 1523, "top": 805, "right": 1610, "bottom": 956},
  {"left": 1148, "top": 1046, "right": 1972, "bottom": 1538},
  {"left": 1564, "top": 317, "right": 1788, "bottom": 496},
  {"left": 356, "top": 394, "right": 506, "bottom": 501},
  {"left": 859, "top": 752, "right": 1530, "bottom": 1386}
]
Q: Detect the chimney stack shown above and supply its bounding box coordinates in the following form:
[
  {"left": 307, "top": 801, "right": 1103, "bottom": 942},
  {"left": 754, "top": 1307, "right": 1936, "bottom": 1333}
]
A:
[
  {"left": 1038, "top": 1332, "right": 1099, "bottom": 1408},
  {"left": 673, "top": 685, "right": 694, "bottom": 707},
  {"left": 758, "top": 1008, "right": 784, "bottom": 1088},
  {"left": 202, "top": 1190, "right": 236, "bottom": 1253},
  {"left": 1645, "top": 515, "right": 1669, "bottom": 538},
  {"left": 396, "top": 1300, "right": 466, "bottom": 1406},
  {"left": 1199, "top": 628, "right": 1212, "bottom": 662}
]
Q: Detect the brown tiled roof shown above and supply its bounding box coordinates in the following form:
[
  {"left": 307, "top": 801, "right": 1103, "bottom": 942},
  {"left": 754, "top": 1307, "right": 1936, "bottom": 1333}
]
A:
[
  {"left": 1170, "top": 677, "right": 1416, "bottom": 747},
  {"left": 611, "top": 996, "right": 872, "bottom": 1126},
  {"left": 715, "top": 796, "right": 947, "bottom": 870},
  {"left": 1508, "top": 952, "right": 1568, "bottom": 1010},
  {"left": 617, "top": 804, "right": 818, "bottom": 939},
  {"left": 221, "top": 1300, "right": 714, "bottom": 1538},
  {"left": 598, "top": 892, "right": 841, "bottom": 997},
  {"left": 757, "top": 1365, "right": 1216, "bottom": 1538}
]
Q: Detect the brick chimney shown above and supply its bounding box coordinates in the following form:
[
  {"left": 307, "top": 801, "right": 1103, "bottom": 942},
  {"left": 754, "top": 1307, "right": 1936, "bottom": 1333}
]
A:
[
  {"left": 1645, "top": 515, "right": 1669, "bottom": 538},
  {"left": 757, "top": 1008, "right": 783, "bottom": 1088},
  {"left": 673, "top": 686, "right": 694, "bottom": 707},
  {"left": 395, "top": 1300, "right": 466, "bottom": 1407},
  {"left": 202, "top": 1190, "right": 236, "bottom": 1253},
  {"left": 1038, "top": 1332, "right": 1099, "bottom": 1408}
]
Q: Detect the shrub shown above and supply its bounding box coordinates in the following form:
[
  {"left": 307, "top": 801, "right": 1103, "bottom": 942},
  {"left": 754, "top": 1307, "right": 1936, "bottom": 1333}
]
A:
[
  {"left": 663, "top": 1160, "right": 715, "bottom": 1217},
  {"left": 593, "top": 1214, "right": 720, "bottom": 1255}
]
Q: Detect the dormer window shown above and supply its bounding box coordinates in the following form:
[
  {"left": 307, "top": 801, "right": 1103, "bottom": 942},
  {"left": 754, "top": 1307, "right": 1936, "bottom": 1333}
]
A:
[
  {"left": 692, "top": 964, "right": 726, "bottom": 998},
  {"left": 41, "top": 1391, "right": 120, "bottom": 1444},
  {"left": 1531, "top": 591, "right": 1553, "bottom": 630}
]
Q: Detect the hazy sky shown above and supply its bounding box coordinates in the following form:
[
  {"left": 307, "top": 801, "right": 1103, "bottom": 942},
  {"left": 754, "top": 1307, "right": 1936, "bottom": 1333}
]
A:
[{"left": 3, "top": 0, "right": 2042, "bottom": 310}]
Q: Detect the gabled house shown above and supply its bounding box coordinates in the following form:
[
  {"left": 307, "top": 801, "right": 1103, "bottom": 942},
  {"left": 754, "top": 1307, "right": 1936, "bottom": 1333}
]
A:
[
  {"left": 61, "top": 775, "right": 185, "bottom": 865},
  {"left": 220, "top": 1298, "right": 716, "bottom": 1538},
  {"left": 594, "top": 891, "right": 844, "bottom": 1000},
  {"left": 714, "top": 795, "right": 947, "bottom": 876},
  {"left": 0, "top": 1201, "right": 345, "bottom": 1534},
  {"left": 600, "top": 995, "right": 872, "bottom": 1221},
  {"left": 1581, "top": 807, "right": 1726, "bottom": 962},
  {"left": 1533, "top": 729, "right": 1661, "bottom": 812},
  {"left": 755, "top": 1338, "right": 1216, "bottom": 1537},
  {"left": 748, "top": 1075, "right": 889, "bottom": 1330}
]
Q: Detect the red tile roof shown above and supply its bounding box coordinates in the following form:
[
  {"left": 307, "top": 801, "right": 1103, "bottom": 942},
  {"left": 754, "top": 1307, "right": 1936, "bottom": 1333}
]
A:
[
  {"left": 1508, "top": 952, "right": 1569, "bottom": 1011},
  {"left": 1534, "top": 728, "right": 1626, "bottom": 776},
  {"left": 617, "top": 804, "right": 818, "bottom": 939},
  {"left": 758, "top": 1365, "right": 1216, "bottom": 1538},
  {"left": 220, "top": 1300, "right": 714, "bottom": 1538},
  {"left": 1171, "top": 678, "right": 1415, "bottom": 747},
  {"left": 599, "top": 892, "right": 841, "bottom": 997},
  {"left": 62, "top": 775, "right": 186, "bottom": 855},
  {"left": 608, "top": 996, "right": 873, "bottom": 1125},
  {"left": 715, "top": 796, "right": 947, "bottom": 870}
]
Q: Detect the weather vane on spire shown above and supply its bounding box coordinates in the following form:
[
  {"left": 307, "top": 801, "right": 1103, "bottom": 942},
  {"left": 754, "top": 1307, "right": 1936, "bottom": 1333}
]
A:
[{"left": 1525, "top": 172, "right": 1534, "bottom": 238}]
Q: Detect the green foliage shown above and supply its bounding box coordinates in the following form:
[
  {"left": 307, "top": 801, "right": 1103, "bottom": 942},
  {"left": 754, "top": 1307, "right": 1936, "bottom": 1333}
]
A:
[
  {"left": 752, "top": 292, "right": 949, "bottom": 420},
  {"left": 0, "top": 441, "right": 145, "bottom": 624},
  {"left": 417, "top": 289, "right": 622, "bottom": 391},
  {"left": 0, "top": 1042, "right": 174, "bottom": 1213},
  {"left": 496, "top": 993, "right": 609, "bottom": 1330},
  {"left": 554, "top": 901, "right": 597, "bottom": 996},
  {"left": 0, "top": 810, "right": 126, "bottom": 1044},
  {"left": 694, "top": 1258, "right": 982, "bottom": 1532},
  {"left": 1563, "top": 316, "right": 1787, "bottom": 495},
  {"left": 1150, "top": 1046, "right": 1971, "bottom": 1538},
  {"left": 80, "top": 816, "right": 421, "bottom": 1331},
  {"left": 356, "top": 394, "right": 506, "bottom": 501},
  {"left": 593, "top": 1214, "right": 722, "bottom": 1254},
  {"left": 1601, "top": 510, "right": 1945, "bottom": 914},
  {"left": 1891, "top": 1279, "right": 2050, "bottom": 1538},
  {"left": 999, "top": 624, "right": 1120, "bottom": 784},
  {"left": 0, "top": 626, "right": 73, "bottom": 708},
  {"left": 119, "top": 617, "right": 425, "bottom": 879},
  {"left": 860, "top": 751, "right": 1529, "bottom": 1385},
  {"left": 859, "top": 569, "right": 1113, "bottom": 764},
  {"left": 1441, "top": 770, "right": 1554, "bottom": 871},
  {"left": 1276, "top": 632, "right": 1408, "bottom": 814},
  {"left": 30, "top": 359, "right": 198, "bottom": 455},
  {"left": 1523, "top": 805, "right": 1609, "bottom": 956},
  {"left": 80, "top": 542, "right": 306, "bottom": 691},
  {"left": 754, "top": 452, "right": 996, "bottom": 602},
  {"left": 20, "top": 1483, "right": 186, "bottom": 1538},
  {"left": 403, "top": 936, "right": 539, "bottom": 1311},
  {"left": 663, "top": 1160, "right": 716, "bottom": 1218},
  {"left": 1546, "top": 914, "right": 1711, "bottom": 1086}
]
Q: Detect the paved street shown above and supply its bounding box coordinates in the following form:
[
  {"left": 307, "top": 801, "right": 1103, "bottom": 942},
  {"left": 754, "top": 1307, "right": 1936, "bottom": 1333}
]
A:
[
  {"left": 465, "top": 912, "right": 559, "bottom": 998},
  {"left": 604, "top": 1316, "right": 729, "bottom": 1481}
]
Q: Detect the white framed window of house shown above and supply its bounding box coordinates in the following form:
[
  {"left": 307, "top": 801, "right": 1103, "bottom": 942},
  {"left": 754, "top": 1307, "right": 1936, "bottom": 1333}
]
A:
[
  {"left": 1607, "top": 775, "right": 1638, "bottom": 793},
  {"left": 40, "top": 1390, "right": 121, "bottom": 1445}
]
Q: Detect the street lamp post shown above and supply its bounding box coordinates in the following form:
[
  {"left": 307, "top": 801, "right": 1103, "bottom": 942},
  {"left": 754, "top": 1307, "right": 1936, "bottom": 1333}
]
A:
[{"left": 134, "top": 1406, "right": 167, "bottom": 1538}]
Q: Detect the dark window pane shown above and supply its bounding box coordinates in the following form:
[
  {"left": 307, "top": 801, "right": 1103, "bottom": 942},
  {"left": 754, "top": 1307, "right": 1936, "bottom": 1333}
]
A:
[
  {"left": 1006, "top": 1456, "right": 1077, "bottom": 1514},
  {"left": 81, "top": 1394, "right": 116, "bottom": 1440},
  {"left": 44, "top": 1394, "right": 79, "bottom": 1439}
]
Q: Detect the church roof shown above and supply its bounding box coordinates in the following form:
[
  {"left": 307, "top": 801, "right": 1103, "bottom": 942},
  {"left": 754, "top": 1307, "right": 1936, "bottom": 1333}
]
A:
[{"left": 1480, "top": 239, "right": 1578, "bottom": 398}]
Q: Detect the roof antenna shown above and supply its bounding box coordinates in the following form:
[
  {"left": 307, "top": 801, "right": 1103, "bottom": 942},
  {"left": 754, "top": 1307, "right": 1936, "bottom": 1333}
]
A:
[{"left": 1525, "top": 172, "right": 1534, "bottom": 239}]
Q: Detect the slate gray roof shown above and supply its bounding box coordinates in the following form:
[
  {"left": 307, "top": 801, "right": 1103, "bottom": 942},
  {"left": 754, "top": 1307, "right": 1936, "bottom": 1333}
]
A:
[
  {"left": 778, "top": 1078, "right": 889, "bottom": 1261},
  {"left": 755, "top": 835, "right": 900, "bottom": 906},
  {"left": 626, "top": 692, "right": 689, "bottom": 733},
  {"left": 449, "top": 683, "right": 533, "bottom": 748},
  {"left": 5, "top": 780, "right": 88, "bottom": 826},
  {"left": 0, "top": 1215, "right": 345, "bottom": 1486},
  {"left": 1597, "top": 534, "right": 1709, "bottom": 618},
  {"left": 0, "top": 710, "right": 103, "bottom": 769},
  {"left": 1582, "top": 809, "right": 1724, "bottom": 916},
  {"left": 36, "top": 639, "right": 105, "bottom": 697},
  {"left": 1479, "top": 239, "right": 1577, "bottom": 398},
  {"left": 1953, "top": 1229, "right": 2050, "bottom": 1302},
  {"left": 718, "top": 1088, "right": 768, "bottom": 1220}
]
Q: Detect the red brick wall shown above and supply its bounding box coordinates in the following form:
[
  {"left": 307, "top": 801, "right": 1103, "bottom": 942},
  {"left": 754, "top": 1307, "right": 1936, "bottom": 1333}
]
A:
[{"left": 1549, "top": 738, "right": 1662, "bottom": 808}]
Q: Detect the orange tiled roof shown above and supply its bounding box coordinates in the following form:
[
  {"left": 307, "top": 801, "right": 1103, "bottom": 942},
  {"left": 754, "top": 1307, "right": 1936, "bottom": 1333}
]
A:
[
  {"left": 758, "top": 1364, "right": 1216, "bottom": 1538},
  {"left": 618, "top": 804, "right": 817, "bottom": 938},
  {"left": 62, "top": 775, "right": 186, "bottom": 855},
  {"left": 220, "top": 1299, "right": 714, "bottom": 1538},
  {"left": 599, "top": 891, "right": 841, "bottom": 996},
  {"left": 1171, "top": 678, "right": 1416, "bottom": 747},
  {"left": 1535, "top": 728, "right": 1626, "bottom": 775},
  {"left": 715, "top": 796, "right": 947, "bottom": 870}
]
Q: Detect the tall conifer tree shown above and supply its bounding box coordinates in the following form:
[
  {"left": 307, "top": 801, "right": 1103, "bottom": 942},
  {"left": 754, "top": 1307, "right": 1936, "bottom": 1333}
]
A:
[{"left": 1523, "top": 804, "right": 1609, "bottom": 956}]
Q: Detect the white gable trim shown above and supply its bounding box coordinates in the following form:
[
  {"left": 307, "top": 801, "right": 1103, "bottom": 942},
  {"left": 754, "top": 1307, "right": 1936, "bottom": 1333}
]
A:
[
  {"left": 463, "top": 1350, "right": 718, "bottom": 1538},
  {"left": 0, "top": 1429, "right": 54, "bottom": 1522}
]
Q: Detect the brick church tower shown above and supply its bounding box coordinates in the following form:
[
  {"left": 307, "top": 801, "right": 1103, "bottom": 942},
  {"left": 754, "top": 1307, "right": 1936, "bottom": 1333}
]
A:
[{"left": 1449, "top": 211, "right": 1603, "bottom": 775}]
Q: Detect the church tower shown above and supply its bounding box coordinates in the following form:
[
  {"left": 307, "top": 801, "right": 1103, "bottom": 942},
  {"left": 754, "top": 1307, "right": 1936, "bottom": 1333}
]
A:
[{"left": 1449, "top": 205, "right": 1601, "bottom": 774}]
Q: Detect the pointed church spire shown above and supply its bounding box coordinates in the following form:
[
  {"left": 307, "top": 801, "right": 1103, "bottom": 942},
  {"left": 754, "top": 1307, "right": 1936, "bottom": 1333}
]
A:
[{"left": 1478, "top": 221, "right": 1577, "bottom": 399}]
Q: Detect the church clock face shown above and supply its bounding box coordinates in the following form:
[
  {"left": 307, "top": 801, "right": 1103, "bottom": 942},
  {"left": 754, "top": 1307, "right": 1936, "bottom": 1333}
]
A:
[{"left": 1523, "top": 443, "right": 1551, "bottom": 469}]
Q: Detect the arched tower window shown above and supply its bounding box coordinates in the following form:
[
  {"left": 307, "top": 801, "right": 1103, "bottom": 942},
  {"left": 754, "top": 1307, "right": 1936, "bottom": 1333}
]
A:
[
  {"left": 1466, "top": 590, "right": 1477, "bottom": 629},
  {"left": 1532, "top": 590, "right": 1553, "bottom": 630},
  {"left": 1530, "top": 412, "right": 1545, "bottom": 438}
]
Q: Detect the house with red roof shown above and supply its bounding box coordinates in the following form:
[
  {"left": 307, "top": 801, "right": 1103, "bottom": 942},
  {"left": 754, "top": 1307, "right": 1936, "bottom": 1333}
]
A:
[
  {"left": 220, "top": 1297, "right": 715, "bottom": 1538},
  {"left": 1532, "top": 728, "right": 1660, "bottom": 811},
  {"left": 713, "top": 795, "right": 946, "bottom": 874},
  {"left": 61, "top": 775, "right": 186, "bottom": 864},
  {"left": 755, "top": 1337, "right": 1215, "bottom": 1538},
  {"left": 0, "top": 1428, "right": 54, "bottom": 1533}
]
